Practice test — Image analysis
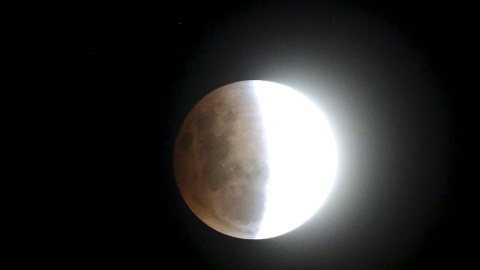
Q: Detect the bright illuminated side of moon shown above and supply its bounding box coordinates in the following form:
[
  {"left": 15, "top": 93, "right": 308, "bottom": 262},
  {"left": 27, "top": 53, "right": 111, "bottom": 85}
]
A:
[{"left": 253, "top": 81, "right": 337, "bottom": 239}]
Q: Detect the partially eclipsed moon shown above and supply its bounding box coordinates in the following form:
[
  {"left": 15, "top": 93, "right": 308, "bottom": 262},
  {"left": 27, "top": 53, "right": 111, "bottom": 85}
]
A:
[{"left": 174, "top": 80, "right": 337, "bottom": 239}]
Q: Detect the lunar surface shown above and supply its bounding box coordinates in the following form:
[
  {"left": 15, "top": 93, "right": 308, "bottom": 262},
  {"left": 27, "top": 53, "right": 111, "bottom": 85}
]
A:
[{"left": 174, "top": 80, "right": 337, "bottom": 239}]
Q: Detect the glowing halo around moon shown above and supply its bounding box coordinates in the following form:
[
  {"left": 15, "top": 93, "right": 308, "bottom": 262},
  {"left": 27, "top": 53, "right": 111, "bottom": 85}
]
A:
[{"left": 174, "top": 80, "right": 337, "bottom": 239}]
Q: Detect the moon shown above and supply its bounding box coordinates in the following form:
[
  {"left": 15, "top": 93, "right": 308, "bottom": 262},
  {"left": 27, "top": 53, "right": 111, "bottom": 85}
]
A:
[{"left": 174, "top": 80, "right": 337, "bottom": 239}]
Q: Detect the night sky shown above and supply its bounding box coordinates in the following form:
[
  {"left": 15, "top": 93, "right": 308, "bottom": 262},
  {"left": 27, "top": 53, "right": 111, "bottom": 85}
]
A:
[{"left": 72, "top": 1, "right": 469, "bottom": 268}]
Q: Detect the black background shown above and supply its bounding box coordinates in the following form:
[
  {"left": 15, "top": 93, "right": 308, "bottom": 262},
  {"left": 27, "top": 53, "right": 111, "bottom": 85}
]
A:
[{"left": 69, "top": 1, "right": 470, "bottom": 269}]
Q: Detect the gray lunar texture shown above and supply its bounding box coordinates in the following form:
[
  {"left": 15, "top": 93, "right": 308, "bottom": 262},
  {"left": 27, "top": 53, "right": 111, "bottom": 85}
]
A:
[{"left": 174, "top": 81, "right": 270, "bottom": 239}]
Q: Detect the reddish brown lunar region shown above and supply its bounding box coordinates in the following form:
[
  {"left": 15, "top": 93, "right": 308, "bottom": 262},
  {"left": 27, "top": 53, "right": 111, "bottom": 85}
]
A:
[{"left": 174, "top": 81, "right": 270, "bottom": 239}]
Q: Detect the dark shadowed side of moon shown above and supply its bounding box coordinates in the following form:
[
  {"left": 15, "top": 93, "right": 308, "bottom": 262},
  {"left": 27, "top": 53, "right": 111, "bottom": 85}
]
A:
[{"left": 174, "top": 81, "right": 270, "bottom": 239}]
